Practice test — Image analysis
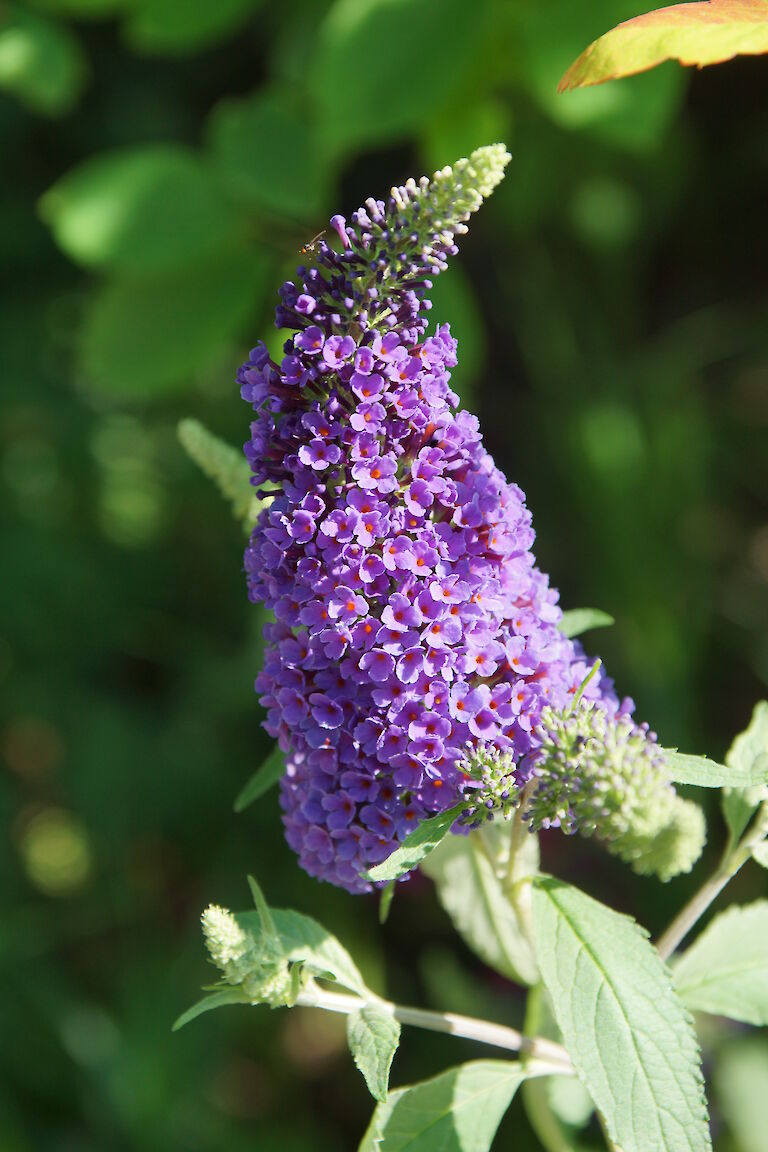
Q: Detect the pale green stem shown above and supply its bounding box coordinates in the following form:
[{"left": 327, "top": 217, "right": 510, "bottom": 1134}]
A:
[
  {"left": 295, "top": 985, "right": 573, "bottom": 1074},
  {"left": 656, "top": 799, "right": 768, "bottom": 962},
  {"left": 522, "top": 984, "right": 580, "bottom": 1152}
]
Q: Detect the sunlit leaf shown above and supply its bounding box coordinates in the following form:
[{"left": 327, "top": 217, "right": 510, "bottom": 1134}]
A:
[
  {"left": 40, "top": 146, "right": 241, "bottom": 273},
  {"left": 560, "top": 0, "right": 768, "bottom": 91},
  {"left": 0, "top": 5, "right": 87, "bottom": 115},
  {"left": 674, "top": 901, "right": 768, "bottom": 1025},
  {"left": 364, "top": 804, "right": 466, "bottom": 883},
  {"left": 533, "top": 876, "right": 711, "bottom": 1152},
  {"left": 347, "top": 1006, "right": 400, "bottom": 1103},
  {"left": 359, "top": 1060, "right": 533, "bottom": 1152},
  {"left": 507, "top": 0, "right": 685, "bottom": 152},
  {"left": 79, "top": 249, "right": 267, "bottom": 399},
  {"left": 558, "top": 607, "right": 615, "bottom": 639},
  {"left": 234, "top": 745, "right": 285, "bottom": 812}
]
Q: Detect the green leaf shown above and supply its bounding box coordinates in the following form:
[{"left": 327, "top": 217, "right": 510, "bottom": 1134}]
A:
[
  {"left": 532, "top": 876, "right": 711, "bottom": 1152},
  {"left": 310, "top": 0, "right": 486, "bottom": 152},
  {"left": 420, "top": 823, "right": 539, "bottom": 986},
  {"left": 365, "top": 803, "right": 466, "bottom": 883},
  {"left": 664, "top": 748, "right": 768, "bottom": 789},
  {"left": 347, "top": 1006, "right": 400, "bottom": 1103},
  {"left": 0, "top": 6, "right": 87, "bottom": 116},
  {"left": 359, "top": 1060, "right": 532, "bottom": 1152},
  {"left": 234, "top": 745, "right": 285, "bottom": 813},
  {"left": 172, "top": 987, "right": 248, "bottom": 1031},
  {"left": 558, "top": 607, "right": 615, "bottom": 639},
  {"left": 722, "top": 702, "right": 768, "bottom": 842},
  {"left": 40, "top": 146, "right": 240, "bottom": 273},
  {"left": 714, "top": 1036, "right": 768, "bottom": 1152},
  {"left": 123, "top": 0, "right": 263, "bottom": 56},
  {"left": 506, "top": 0, "right": 685, "bottom": 153},
  {"left": 559, "top": 0, "right": 768, "bottom": 92},
  {"left": 236, "top": 907, "right": 370, "bottom": 997},
  {"left": 206, "top": 85, "right": 329, "bottom": 221},
  {"left": 673, "top": 901, "right": 768, "bottom": 1026},
  {"left": 80, "top": 249, "right": 267, "bottom": 400}
]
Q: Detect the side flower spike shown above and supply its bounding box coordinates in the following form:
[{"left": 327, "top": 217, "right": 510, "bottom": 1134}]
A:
[{"left": 526, "top": 700, "right": 706, "bottom": 880}]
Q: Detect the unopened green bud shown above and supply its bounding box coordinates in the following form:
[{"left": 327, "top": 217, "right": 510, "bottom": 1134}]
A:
[
  {"left": 202, "top": 904, "right": 248, "bottom": 969},
  {"left": 529, "top": 702, "right": 706, "bottom": 880},
  {"left": 459, "top": 742, "right": 518, "bottom": 824}
]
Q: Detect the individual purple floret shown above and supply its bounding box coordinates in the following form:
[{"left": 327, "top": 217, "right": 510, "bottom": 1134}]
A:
[{"left": 240, "top": 146, "right": 624, "bottom": 892}]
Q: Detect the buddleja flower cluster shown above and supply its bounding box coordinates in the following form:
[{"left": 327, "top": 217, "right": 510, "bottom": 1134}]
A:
[{"left": 240, "top": 146, "right": 650, "bottom": 893}]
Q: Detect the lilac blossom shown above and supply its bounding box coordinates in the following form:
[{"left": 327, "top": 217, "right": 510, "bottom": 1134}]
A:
[{"left": 240, "top": 146, "right": 627, "bottom": 892}]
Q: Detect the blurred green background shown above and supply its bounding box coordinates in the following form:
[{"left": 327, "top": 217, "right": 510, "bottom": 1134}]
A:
[{"left": 1, "top": 0, "right": 767, "bottom": 1148}]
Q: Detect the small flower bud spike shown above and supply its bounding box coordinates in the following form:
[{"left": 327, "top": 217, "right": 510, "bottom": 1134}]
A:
[{"left": 527, "top": 700, "right": 706, "bottom": 880}]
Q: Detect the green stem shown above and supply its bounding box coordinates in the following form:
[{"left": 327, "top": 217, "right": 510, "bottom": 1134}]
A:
[
  {"left": 522, "top": 984, "right": 581, "bottom": 1152},
  {"left": 295, "top": 985, "right": 573, "bottom": 1074},
  {"left": 655, "top": 799, "right": 768, "bottom": 962}
]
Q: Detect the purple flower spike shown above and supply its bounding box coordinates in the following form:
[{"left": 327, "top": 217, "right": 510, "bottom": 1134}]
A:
[{"left": 241, "top": 147, "right": 625, "bottom": 893}]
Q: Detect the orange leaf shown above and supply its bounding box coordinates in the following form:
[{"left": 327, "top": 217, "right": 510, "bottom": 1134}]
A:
[{"left": 559, "top": 0, "right": 768, "bottom": 90}]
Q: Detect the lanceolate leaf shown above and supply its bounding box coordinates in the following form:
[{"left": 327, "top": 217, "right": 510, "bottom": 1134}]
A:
[
  {"left": 664, "top": 748, "right": 768, "bottom": 788},
  {"left": 347, "top": 1006, "right": 401, "bottom": 1103},
  {"left": 359, "top": 1060, "right": 534, "bottom": 1152},
  {"left": 420, "top": 824, "right": 539, "bottom": 985},
  {"left": 560, "top": 0, "right": 768, "bottom": 91},
  {"left": 532, "top": 876, "right": 711, "bottom": 1152},
  {"left": 365, "top": 803, "right": 466, "bottom": 883},
  {"left": 558, "top": 607, "right": 614, "bottom": 640},
  {"left": 172, "top": 987, "right": 249, "bottom": 1031},
  {"left": 674, "top": 901, "right": 768, "bottom": 1025},
  {"left": 234, "top": 745, "right": 285, "bottom": 812}
]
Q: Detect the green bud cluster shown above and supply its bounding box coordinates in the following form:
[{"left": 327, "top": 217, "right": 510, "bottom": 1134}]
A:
[
  {"left": 459, "top": 743, "right": 519, "bottom": 825},
  {"left": 201, "top": 900, "right": 297, "bottom": 1007},
  {"left": 528, "top": 702, "right": 706, "bottom": 881}
]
